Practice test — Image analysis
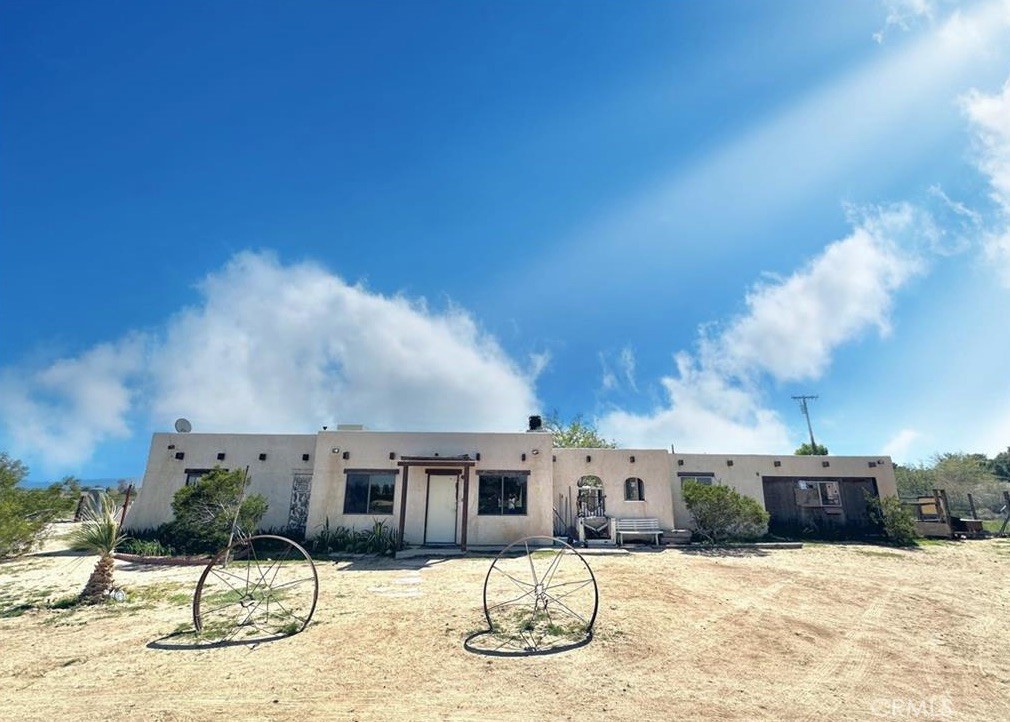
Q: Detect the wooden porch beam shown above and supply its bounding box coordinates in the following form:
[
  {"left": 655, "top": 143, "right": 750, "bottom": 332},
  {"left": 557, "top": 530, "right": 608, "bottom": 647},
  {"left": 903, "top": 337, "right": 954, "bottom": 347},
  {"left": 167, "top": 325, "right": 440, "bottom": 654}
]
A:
[
  {"left": 461, "top": 465, "right": 470, "bottom": 551},
  {"left": 397, "top": 464, "right": 410, "bottom": 551}
]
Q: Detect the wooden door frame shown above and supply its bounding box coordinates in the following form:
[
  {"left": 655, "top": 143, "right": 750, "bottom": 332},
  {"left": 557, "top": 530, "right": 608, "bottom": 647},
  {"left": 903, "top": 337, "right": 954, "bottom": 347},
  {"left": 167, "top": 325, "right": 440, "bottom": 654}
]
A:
[{"left": 423, "top": 468, "right": 460, "bottom": 545}]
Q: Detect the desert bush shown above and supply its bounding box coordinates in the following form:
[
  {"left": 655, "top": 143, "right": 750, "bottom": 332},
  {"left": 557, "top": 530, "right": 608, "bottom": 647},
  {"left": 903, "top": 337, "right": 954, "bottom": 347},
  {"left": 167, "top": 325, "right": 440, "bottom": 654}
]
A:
[
  {"left": 118, "top": 536, "right": 175, "bottom": 556},
  {"left": 682, "top": 479, "right": 769, "bottom": 543},
  {"left": 867, "top": 495, "right": 919, "bottom": 546},
  {"left": 310, "top": 518, "right": 398, "bottom": 555},
  {"left": 162, "top": 467, "right": 267, "bottom": 554},
  {"left": 0, "top": 453, "right": 70, "bottom": 559}
]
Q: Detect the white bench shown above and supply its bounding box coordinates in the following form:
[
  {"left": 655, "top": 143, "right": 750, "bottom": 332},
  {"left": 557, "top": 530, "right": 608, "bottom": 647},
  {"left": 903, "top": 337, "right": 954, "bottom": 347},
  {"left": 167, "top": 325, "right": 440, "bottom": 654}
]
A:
[{"left": 614, "top": 518, "right": 663, "bottom": 546}]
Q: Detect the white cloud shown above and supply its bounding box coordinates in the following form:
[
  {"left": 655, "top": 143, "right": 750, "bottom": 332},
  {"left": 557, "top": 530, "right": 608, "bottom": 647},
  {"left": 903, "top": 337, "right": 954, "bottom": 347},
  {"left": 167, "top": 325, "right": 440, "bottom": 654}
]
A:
[
  {"left": 0, "top": 337, "right": 147, "bottom": 469},
  {"left": 963, "top": 75, "right": 1010, "bottom": 284},
  {"left": 712, "top": 204, "right": 930, "bottom": 382},
  {"left": 0, "top": 252, "right": 540, "bottom": 473},
  {"left": 874, "top": 0, "right": 936, "bottom": 43},
  {"left": 150, "top": 252, "right": 541, "bottom": 433},
  {"left": 619, "top": 347, "right": 638, "bottom": 392},
  {"left": 599, "top": 353, "right": 791, "bottom": 452},
  {"left": 881, "top": 428, "right": 922, "bottom": 463},
  {"left": 600, "top": 206, "right": 929, "bottom": 452},
  {"left": 598, "top": 352, "right": 618, "bottom": 392}
]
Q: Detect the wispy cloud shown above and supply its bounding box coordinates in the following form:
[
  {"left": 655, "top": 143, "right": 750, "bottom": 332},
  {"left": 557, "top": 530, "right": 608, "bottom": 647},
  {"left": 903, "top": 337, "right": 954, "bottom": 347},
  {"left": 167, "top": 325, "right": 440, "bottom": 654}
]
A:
[
  {"left": 881, "top": 428, "right": 922, "bottom": 463},
  {"left": 874, "top": 0, "right": 936, "bottom": 43},
  {"left": 0, "top": 252, "right": 541, "bottom": 474},
  {"left": 712, "top": 204, "right": 931, "bottom": 382},
  {"left": 598, "top": 346, "right": 639, "bottom": 395},
  {"left": 598, "top": 352, "right": 618, "bottom": 393},
  {"left": 599, "top": 206, "right": 931, "bottom": 451},
  {"left": 963, "top": 75, "right": 1010, "bottom": 285},
  {"left": 619, "top": 347, "right": 638, "bottom": 393},
  {"left": 599, "top": 352, "right": 792, "bottom": 453}
]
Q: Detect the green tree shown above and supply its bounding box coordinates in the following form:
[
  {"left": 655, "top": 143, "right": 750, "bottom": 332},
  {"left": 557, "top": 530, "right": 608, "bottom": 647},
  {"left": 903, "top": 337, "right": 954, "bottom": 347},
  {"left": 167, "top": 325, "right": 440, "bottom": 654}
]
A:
[
  {"left": 987, "top": 447, "right": 1010, "bottom": 483},
  {"left": 794, "top": 442, "right": 829, "bottom": 455},
  {"left": 866, "top": 495, "right": 918, "bottom": 546},
  {"left": 894, "top": 463, "right": 936, "bottom": 499},
  {"left": 682, "top": 479, "right": 769, "bottom": 543},
  {"left": 933, "top": 452, "right": 1004, "bottom": 516},
  {"left": 543, "top": 413, "right": 617, "bottom": 449},
  {"left": 0, "top": 453, "right": 68, "bottom": 558},
  {"left": 69, "top": 492, "right": 124, "bottom": 603},
  {"left": 164, "top": 467, "right": 268, "bottom": 553}
]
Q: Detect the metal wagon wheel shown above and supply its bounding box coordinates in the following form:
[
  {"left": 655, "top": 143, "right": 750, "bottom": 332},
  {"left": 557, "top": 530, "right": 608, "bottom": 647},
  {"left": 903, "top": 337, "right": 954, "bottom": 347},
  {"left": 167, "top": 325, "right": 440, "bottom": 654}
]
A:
[
  {"left": 193, "top": 534, "right": 319, "bottom": 640},
  {"left": 482, "top": 535, "right": 598, "bottom": 653}
]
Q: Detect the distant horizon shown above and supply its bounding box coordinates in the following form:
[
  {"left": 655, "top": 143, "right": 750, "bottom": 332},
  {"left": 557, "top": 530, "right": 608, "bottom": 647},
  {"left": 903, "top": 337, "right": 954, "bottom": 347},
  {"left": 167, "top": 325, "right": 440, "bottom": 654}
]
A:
[{"left": 19, "top": 477, "right": 140, "bottom": 490}]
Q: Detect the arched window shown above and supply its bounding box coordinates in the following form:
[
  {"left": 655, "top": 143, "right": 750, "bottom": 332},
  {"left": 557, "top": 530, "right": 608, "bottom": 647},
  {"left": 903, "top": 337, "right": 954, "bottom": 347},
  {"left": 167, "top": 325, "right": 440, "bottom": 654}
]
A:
[
  {"left": 624, "top": 477, "right": 645, "bottom": 501},
  {"left": 576, "top": 475, "right": 605, "bottom": 517}
]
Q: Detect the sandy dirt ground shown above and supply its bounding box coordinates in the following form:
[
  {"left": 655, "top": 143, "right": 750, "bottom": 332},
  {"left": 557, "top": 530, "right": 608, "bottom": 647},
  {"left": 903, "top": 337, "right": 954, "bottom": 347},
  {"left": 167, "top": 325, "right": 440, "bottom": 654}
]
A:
[{"left": 1, "top": 526, "right": 1008, "bottom": 721}]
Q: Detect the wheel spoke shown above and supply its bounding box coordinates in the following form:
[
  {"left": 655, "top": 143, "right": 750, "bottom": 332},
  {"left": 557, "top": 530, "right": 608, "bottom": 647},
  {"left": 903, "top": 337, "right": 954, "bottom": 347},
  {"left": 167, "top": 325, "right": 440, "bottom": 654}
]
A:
[
  {"left": 540, "top": 549, "right": 565, "bottom": 590},
  {"left": 195, "top": 535, "right": 318, "bottom": 639},
  {"left": 524, "top": 540, "right": 539, "bottom": 587},
  {"left": 491, "top": 564, "right": 534, "bottom": 590},
  {"left": 545, "top": 578, "right": 594, "bottom": 600},
  {"left": 486, "top": 587, "right": 536, "bottom": 613},
  {"left": 541, "top": 592, "right": 587, "bottom": 625},
  {"left": 479, "top": 536, "right": 597, "bottom": 652}
]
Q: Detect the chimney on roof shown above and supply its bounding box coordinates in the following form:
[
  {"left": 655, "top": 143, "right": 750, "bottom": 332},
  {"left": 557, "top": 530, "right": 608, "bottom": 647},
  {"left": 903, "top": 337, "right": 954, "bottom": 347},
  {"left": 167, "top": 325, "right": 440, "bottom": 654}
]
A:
[{"left": 528, "top": 415, "right": 543, "bottom": 432}]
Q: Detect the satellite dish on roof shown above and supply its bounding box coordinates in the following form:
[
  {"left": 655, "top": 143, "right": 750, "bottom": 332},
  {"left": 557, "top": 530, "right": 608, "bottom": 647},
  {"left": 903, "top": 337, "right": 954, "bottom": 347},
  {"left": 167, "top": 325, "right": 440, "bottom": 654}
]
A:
[{"left": 174, "top": 418, "right": 192, "bottom": 433}]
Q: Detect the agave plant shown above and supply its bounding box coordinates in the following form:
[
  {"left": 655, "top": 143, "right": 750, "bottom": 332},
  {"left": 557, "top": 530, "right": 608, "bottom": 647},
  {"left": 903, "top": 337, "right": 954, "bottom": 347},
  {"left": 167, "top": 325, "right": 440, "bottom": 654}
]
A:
[{"left": 69, "top": 492, "right": 126, "bottom": 604}]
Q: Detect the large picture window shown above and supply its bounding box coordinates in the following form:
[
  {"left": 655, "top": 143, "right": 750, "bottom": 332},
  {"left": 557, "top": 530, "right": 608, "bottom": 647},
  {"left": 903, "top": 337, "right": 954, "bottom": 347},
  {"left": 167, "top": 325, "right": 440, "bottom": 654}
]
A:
[
  {"left": 344, "top": 472, "right": 396, "bottom": 515},
  {"left": 795, "top": 480, "right": 841, "bottom": 508},
  {"left": 478, "top": 473, "right": 528, "bottom": 515},
  {"left": 678, "top": 473, "right": 714, "bottom": 487}
]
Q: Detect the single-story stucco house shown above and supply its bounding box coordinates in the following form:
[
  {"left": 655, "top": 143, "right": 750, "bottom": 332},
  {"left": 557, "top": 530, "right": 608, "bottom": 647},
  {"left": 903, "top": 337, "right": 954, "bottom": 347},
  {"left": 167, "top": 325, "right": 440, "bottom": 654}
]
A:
[{"left": 124, "top": 418, "right": 898, "bottom": 546}]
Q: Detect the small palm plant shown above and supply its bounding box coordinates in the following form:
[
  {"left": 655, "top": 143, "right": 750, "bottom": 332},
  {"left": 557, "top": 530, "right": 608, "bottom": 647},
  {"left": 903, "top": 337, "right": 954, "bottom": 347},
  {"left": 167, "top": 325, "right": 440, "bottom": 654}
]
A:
[{"left": 69, "top": 492, "right": 125, "bottom": 604}]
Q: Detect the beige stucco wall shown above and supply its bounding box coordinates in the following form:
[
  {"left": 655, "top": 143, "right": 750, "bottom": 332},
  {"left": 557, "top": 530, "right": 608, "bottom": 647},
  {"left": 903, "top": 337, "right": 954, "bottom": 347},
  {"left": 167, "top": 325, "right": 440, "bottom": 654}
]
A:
[
  {"left": 125, "top": 427, "right": 898, "bottom": 543},
  {"left": 552, "top": 448, "right": 676, "bottom": 529},
  {"left": 305, "top": 430, "right": 554, "bottom": 545},
  {"left": 670, "top": 453, "right": 898, "bottom": 530},
  {"left": 124, "top": 432, "right": 316, "bottom": 532}
]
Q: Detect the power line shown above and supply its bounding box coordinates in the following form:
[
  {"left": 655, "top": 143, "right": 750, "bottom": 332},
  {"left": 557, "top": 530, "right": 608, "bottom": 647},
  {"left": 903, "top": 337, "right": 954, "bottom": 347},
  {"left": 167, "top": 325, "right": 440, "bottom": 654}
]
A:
[{"left": 792, "top": 395, "right": 821, "bottom": 454}]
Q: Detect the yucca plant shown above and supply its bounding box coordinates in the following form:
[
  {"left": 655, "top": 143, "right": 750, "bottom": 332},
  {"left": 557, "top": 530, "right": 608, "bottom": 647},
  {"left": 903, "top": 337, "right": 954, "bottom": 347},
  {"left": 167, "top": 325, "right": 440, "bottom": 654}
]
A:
[{"left": 70, "top": 492, "right": 125, "bottom": 604}]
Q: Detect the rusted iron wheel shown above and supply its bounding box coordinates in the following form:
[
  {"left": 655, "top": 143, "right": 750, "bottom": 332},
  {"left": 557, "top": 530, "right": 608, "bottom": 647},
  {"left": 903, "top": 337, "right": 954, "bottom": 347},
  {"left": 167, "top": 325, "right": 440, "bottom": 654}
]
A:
[
  {"left": 192, "top": 534, "right": 318, "bottom": 640},
  {"left": 482, "top": 535, "right": 597, "bottom": 653}
]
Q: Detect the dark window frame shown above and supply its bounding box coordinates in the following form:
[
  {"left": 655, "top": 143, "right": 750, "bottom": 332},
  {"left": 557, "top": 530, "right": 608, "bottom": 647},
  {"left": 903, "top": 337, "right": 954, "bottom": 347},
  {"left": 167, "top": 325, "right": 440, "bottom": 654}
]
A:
[
  {"left": 678, "top": 473, "right": 715, "bottom": 487},
  {"left": 477, "top": 473, "right": 529, "bottom": 516},
  {"left": 795, "top": 479, "right": 842, "bottom": 508},
  {"left": 624, "top": 477, "right": 645, "bottom": 501},
  {"left": 343, "top": 471, "right": 397, "bottom": 515},
  {"left": 184, "top": 468, "right": 219, "bottom": 487}
]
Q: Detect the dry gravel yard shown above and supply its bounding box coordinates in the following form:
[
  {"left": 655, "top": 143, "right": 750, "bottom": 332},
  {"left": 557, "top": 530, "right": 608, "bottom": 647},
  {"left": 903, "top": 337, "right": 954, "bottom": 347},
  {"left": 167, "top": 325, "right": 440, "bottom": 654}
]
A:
[{"left": 1, "top": 527, "right": 1008, "bottom": 721}]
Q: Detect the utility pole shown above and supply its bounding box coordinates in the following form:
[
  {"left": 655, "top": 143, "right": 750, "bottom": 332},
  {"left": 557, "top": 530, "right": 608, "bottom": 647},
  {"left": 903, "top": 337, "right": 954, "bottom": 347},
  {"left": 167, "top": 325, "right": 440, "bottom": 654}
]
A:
[{"left": 792, "top": 395, "right": 821, "bottom": 454}]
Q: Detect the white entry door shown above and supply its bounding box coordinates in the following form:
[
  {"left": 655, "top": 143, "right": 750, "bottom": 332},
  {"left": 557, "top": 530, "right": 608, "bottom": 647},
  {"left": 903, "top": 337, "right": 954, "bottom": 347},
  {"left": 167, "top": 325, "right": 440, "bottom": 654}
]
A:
[{"left": 425, "top": 473, "right": 458, "bottom": 544}]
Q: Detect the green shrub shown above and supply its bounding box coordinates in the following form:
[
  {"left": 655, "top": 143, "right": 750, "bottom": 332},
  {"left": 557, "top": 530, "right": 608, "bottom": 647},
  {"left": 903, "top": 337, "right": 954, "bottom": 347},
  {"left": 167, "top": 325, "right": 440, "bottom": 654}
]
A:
[
  {"left": 118, "top": 537, "right": 174, "bottom": 556},
  {"left": 163, "top": 467, "right": 268, "bottom": 554},
  {"left": 310, "top": 518, "right": 398, "bottom": 555},
  {"left": 682, "top": 479, "right": 769, "bottom": 543},
  {"left": 867, "top": 495, "right": 919, "bottom": 546},
  {"left": 0, "top": 453, "right": 71, "bottom": 559}
]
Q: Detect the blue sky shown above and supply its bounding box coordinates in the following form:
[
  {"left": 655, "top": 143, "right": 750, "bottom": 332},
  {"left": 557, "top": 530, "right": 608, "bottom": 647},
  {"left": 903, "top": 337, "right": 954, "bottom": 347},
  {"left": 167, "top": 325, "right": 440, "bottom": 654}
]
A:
[{"left": 3, "top": 0, "right": 1010, "bottom": 482}]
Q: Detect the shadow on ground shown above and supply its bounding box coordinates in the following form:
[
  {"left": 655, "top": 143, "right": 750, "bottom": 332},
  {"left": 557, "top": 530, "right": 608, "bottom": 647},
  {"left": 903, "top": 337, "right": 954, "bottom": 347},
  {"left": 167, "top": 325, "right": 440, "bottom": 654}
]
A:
[
  {"left": 463, "top": 628, "right": 594, "bottom": 657},
  {"left": 147, "top": 630, "right": 298, "bottom": 651}
]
